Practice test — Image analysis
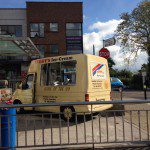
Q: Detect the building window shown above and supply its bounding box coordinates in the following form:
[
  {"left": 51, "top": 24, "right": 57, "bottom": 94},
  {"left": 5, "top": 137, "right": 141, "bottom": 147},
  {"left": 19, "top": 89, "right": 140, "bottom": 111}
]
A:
[
  {"left": 66, "top": 23, "right": 82, "bottom": 36},
  {"left": 66, "top": 23, "right": 83, "bottom": 54},
  {"left": 15, "top": 26, "right": 22, "bottom": 37},
  {"left": 30, "top": 23, "right": 44, "bottom": 37},
  {"left": 0, "top": 25, "right": 22, "bottom": 37},
  {"left": 67, "top": 44, "right": 82, "bottom": 55},
  {"left": 50, "top": 23, "right": 58, "bottom": 32},
  {"left": 50, "top": 44, "right": 59, "bottom": 54},
  {"left": 66, "top": 37, "right": 83, "bottom": 54},
  {"left": 36, "top": 45, "right": 45, "bottom": 58}
]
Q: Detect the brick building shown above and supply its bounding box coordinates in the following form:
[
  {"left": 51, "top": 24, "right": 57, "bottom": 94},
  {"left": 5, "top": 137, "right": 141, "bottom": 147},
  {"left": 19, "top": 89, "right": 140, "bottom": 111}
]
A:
[
  {"left": 27, "top": 2, "right": 83, "bottom": 57},
  {"left": 0, "top": 2, "right": 83, "bottom": 81}
]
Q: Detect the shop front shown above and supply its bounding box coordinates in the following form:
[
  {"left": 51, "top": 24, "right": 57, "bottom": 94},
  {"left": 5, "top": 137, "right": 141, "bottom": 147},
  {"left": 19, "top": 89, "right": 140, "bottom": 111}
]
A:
[{"left": 0, "top": 36, "right": 41, "bottom": 90}]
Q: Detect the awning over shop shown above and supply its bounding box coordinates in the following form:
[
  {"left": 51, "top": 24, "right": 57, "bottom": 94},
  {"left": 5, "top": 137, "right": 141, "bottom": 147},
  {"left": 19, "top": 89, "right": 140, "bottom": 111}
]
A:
[{"left": 0, "top": 35, "right": 41, "bottom": 58}]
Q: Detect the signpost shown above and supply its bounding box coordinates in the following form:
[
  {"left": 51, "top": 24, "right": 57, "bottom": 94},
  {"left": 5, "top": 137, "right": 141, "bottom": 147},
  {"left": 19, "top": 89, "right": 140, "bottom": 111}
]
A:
[
  {"left": 93, "top": 45, "right": 95, "bottom": 55},
  {"left": 99, "top": 48, "right": 110, "bottom": 59},
  {"left": 103, "top": 37, "right": 116, "bottom": 47}
]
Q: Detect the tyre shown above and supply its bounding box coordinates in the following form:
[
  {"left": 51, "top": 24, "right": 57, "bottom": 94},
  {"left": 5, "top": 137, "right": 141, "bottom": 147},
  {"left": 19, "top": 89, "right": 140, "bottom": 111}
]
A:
[
  {"left": 60, "top": 106, "right": 76, "bottom": 122},
  {"left": 13, "top": 99, "right": 24, "bottom": 113}
]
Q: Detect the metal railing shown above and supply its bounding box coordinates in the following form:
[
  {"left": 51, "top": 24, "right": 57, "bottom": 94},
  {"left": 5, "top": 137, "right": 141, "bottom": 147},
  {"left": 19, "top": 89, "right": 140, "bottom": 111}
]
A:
[
  {"left": 0, "top": 100, "right": 150, "bottom": 149},
  {"left": 111, "top": 90, "right": 123, "bottom": 100}
]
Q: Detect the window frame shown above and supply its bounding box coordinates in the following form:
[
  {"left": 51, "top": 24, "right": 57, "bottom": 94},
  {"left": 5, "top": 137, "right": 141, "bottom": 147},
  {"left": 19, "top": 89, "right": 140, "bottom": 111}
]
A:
[
  {"left": 40, "top": 64, "right": 48, "bottom": 86},
  {"left": 66, "top": 23, "right": 82, "bottom": 37},
  {"left": 23, "top": 74, "right": 34, "bottom": 89},
  {"left": 50, "top": 44, "right": 59, "bottom": 54},
  {"left": 30, "top": 23, "right": 44, "bottom": 38},
  {"left": 36, "top": 45, "right": 45, "bottom": 58},
  {"left": 40, "top": 60, "right": 77, "bottom": 86},
  {"left": 0, "top": 25, "right": 22, "bottom": 37},
  {"left": 50, "top": 23, "right": 58, "bottom": 32}
]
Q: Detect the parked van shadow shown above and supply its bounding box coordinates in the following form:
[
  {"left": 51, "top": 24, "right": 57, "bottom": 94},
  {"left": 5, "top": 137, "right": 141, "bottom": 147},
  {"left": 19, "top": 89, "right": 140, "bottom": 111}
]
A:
[
  {"left": 16, "top": 109, "right": 123, "bottom": 132},
  {"left": 16, "top": 111, "right": 95, "bottom": 132}
]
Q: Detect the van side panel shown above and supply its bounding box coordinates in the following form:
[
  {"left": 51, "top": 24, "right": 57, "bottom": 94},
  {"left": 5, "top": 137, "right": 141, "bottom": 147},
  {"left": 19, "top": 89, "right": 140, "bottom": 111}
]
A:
[
  {"left": 86, "top": 55, "right": 112, "bottom": 111},
  {"left": 35, "top": 55, "right": 87, "bottom": 112}
]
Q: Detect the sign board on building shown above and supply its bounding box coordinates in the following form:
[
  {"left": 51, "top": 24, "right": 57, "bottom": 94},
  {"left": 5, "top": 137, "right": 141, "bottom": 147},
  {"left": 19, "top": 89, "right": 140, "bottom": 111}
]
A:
[
  {"left": 103, "top": 37, "right": 116, "bottom": 47},
  {"left": 99, "top": 48, "right": 110, "bottom": 59}
]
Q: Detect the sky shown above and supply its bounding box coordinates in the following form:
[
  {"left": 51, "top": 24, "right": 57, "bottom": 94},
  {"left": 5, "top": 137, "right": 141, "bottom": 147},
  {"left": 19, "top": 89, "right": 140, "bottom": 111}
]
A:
[{"left": 0, "top": 0, "right": 148, "bottom": 72}]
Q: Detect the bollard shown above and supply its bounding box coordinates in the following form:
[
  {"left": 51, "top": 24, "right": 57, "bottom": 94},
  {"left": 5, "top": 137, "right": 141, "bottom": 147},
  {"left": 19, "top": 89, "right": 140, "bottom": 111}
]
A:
[
  {"left": 1, "top": 108, "right": 16, "bottom": 150},
  {"left": 143, "top": 85, "right": 147, "bottom": 100}
]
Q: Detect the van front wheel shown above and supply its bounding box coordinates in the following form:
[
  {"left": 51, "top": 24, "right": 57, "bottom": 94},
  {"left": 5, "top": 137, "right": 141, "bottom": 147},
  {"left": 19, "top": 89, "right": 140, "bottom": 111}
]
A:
[{"left": 61, "top": 106, "right": 75, "bottom": 122}]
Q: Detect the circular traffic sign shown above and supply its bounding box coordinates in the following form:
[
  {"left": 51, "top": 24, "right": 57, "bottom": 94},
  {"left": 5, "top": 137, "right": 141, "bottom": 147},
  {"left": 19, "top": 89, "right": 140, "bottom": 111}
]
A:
[{"left": 99, "top": 48, "right": 110, "bottom": 59}]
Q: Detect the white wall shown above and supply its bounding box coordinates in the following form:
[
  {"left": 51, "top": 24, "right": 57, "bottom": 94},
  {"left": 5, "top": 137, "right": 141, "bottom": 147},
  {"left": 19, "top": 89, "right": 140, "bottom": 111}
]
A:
[{"left": 0, "top": 8, "right": 27, "bottom": 37}]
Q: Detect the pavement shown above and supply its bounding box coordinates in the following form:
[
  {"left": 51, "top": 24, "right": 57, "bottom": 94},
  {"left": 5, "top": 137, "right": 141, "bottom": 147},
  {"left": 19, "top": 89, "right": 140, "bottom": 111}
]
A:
[
  {"left": 16, "top": 114, "right": 150, "bottom": 149},
  {"left": 122, "top": 90, "right": 150, "bottom": 100}
]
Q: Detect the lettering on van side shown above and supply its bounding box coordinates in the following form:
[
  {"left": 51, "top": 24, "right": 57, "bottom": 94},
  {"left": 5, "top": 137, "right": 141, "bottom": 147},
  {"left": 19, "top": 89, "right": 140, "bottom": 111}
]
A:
[
  {"left": 43, "top": 96, "right": 57, "bottom": 103},
  {"left": 36, "top": 56, "right": 73, "bottom": 64},
  {"left": 44, "top": 87, "right": 71, "bottom": 91},
  {"left": 92, "top": 81, "right": 102, "bottom": 88}
]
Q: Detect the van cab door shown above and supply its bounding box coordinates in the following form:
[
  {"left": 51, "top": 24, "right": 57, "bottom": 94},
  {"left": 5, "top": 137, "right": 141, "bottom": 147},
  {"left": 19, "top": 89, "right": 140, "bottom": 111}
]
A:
[{"left": 21, "top": 73, "right": 36, "bottom": 104}]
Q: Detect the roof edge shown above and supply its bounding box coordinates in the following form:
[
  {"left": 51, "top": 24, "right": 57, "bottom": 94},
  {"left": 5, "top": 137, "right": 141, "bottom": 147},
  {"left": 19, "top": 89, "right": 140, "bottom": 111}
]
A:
[
  {"left": 26, "top": 1, "right": 82, "bottom": 3},
  {"left": 0, "top": 8, "right": 26, "bottom": 10}
]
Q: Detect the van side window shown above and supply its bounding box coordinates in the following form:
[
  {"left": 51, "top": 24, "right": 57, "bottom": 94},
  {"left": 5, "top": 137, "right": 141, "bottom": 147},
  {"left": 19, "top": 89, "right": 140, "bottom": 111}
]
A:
[
  {"left": 40, "top": 61, "right": 76, "bottom": 86},
  {"left": 26, "top": 74, "right": 34, "bottom": 89},
  {"left": 61, "top": 61, "right": 76, "bottom": 85},
  {"left": 48, "top": 62, "right": 61, "bottom": 86},
  {"left": 41, "top": 64, "right": 47, "bottom": 86}
]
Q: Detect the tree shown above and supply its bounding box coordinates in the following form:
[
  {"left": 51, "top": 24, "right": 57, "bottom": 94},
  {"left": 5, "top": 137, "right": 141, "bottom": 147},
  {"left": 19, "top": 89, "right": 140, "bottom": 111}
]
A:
[
  {"left": 117, "top": 69, "right": 133, "bottom": 78},
  {"left": 107, "top": 57, "right": 116, "bottom": 77},
  {"left": 116, "top": 0, "right": 150, "bottom": 75},
  {"left": 107, "top": 57, "right": 115, "bottom": 68},
  {"left": 141, "top": 63, "right": 148, "bottom": 72}
]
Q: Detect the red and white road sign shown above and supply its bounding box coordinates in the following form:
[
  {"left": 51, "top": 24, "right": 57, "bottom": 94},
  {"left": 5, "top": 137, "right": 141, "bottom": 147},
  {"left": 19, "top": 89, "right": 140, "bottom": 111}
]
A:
[{"left": 99, "top": 48, "right": 110, "bottom": 59}]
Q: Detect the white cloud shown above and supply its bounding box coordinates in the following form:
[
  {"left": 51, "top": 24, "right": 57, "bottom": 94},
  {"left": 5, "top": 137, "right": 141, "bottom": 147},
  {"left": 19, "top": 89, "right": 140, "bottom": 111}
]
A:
[
  {"left": 83, "top": 19, "right": 148, "bottom": 72},
  {"left": 89, "top": 19, "right": 122, "bottom": 37},
  {"left": 83, "top": 15, "right": 86, "bottom": 19}
]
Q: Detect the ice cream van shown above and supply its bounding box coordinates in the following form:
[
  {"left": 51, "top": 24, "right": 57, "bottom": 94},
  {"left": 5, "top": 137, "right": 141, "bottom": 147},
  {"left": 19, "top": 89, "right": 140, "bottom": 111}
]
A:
[{"left": 13, "top": 54, "right": 112, "bottom": 120}]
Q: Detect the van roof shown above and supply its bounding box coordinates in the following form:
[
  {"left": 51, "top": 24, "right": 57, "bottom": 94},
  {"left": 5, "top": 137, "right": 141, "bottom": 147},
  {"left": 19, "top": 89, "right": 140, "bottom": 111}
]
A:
[{"left": 29, "top": 54, "right": 107, "bottom": 73}]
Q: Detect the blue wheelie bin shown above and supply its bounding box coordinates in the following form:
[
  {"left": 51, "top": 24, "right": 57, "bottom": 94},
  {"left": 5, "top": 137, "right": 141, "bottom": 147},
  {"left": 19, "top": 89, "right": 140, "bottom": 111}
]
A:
[{"left": 1, "top": 108, "right": 16, "bottom": 150}]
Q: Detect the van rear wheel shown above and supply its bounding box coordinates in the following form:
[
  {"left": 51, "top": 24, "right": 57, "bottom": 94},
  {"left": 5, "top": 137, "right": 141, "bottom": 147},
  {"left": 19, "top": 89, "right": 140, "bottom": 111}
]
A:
[
  {"left": 13, "top": 100, "right": 24, "bottom": 113},
  {"left": 61, "top": 106, "right": 75, "bottom": 122}
]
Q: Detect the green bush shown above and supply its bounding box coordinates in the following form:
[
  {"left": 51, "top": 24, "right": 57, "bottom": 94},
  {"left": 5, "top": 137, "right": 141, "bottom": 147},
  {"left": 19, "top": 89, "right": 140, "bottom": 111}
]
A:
[
  {"left": 120, "top": 77, "right": 131, "bottom": 87},
  {"left": 120, "top": 75, "right": 143, "bottom": 90},
  {"left": 110, "top": 69, "right": 143, "bottom": 90},
  {"left": 130, "top": 75, "right": 143, "bottom": 90}
]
